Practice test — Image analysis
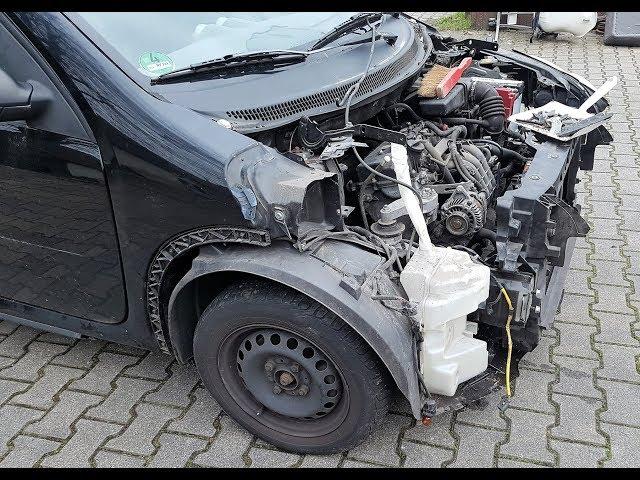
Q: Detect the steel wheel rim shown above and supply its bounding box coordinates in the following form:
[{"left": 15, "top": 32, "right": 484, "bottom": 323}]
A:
[{"left": 217, "top": 323, "right": 349, "bottom": 438}]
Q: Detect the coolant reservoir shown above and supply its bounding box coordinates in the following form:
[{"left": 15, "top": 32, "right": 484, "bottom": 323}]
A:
[{"left": 390, "top": 143, "right": 490, "bottom": 396}]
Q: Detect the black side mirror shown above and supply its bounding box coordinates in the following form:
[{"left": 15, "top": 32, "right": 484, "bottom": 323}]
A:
[{"left": 0, "top": 68, "right": 49, "bottom": 121}]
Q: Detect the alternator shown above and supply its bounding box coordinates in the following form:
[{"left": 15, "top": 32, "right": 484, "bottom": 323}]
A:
[{"left": 440, "top": 186, "right": 486, "bottom": 236}]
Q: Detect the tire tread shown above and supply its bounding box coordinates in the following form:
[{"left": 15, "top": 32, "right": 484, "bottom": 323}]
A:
[{"left": 202, "top": 277, "right": 393, "bottom": 451}]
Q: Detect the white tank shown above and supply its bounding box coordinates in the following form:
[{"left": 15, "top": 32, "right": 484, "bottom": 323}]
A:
[
  {"left": 538, "top": 12, "right": 597, "bottom": 37},
  {"left": 390, "top": 143, "right": 490, "bottom": 396}
]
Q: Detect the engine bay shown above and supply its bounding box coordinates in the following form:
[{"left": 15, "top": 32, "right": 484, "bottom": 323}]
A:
[{"left": 235, "top": 23, "right": 611, "bottom": 412}]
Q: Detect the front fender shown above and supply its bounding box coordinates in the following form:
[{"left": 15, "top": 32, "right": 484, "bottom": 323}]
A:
[{"left": 166, "top": 239, "right": 422, "bottom": 419}]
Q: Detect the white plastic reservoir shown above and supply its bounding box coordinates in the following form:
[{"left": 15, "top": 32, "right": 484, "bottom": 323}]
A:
[{"left": 390, "top": 143, "right": 490, "bottom": 396}]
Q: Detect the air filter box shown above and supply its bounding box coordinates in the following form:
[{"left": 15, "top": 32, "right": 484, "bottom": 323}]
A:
[{"left": 418, "top": 84, "right": 466, "bottom": 117}]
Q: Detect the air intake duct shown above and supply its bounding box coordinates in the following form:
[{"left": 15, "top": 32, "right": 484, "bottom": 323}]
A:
[
  {"left": 440, "top": 79, "right": 507, "bottom": 135},
  {"left": 471, "top": 81, "right": 506, "bottom": 134}
]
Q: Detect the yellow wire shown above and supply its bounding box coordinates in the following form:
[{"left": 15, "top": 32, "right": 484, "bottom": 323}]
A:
[{"left": 500, "top": 287, "right": 514, "bottom": 397}]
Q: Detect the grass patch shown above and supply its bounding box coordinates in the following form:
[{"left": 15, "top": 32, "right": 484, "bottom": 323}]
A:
[{"left": 436, "top": 12, "right": 472, "bottom": 31}]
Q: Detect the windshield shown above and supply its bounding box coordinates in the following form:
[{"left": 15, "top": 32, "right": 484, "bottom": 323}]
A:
[{"left": 77, "top": 12, "right": 358, "bottom": 78}]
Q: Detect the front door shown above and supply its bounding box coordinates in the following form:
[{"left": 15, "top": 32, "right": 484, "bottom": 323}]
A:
[{"left": 0, "top": 17, "right": 126, "bottom": 323}]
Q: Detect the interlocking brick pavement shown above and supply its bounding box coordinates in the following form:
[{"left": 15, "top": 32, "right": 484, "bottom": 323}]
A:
[{"left": 1, "top": 14, "right": 639, "bottom": 467}]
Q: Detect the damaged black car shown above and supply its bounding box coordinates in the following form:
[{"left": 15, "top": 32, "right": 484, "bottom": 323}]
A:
[{"left": 0, "top": 12, "right": 613, "bottom": 453}]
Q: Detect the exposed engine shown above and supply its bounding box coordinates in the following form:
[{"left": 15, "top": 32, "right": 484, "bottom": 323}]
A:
[
  {"left": 254, "top": 50, "right": 589, "bottom": 357},
  {"left": 240, "top": 25, "right": 608, "bottom": 411},
  {"left": 353, "top": 73, "right": 528, "bottom": 248}
]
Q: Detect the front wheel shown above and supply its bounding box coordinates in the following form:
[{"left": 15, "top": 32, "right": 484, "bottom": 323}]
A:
[{"left": 193, "top": 278, "right": 392, "bottom": 454}]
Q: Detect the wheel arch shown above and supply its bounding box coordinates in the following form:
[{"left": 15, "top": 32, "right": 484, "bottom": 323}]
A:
[
  {"left": 146, "top": 226, "right": 271, "bottom": 353},
  {"left": 163, "top": 240, "right": 422, "bottom": 419}
]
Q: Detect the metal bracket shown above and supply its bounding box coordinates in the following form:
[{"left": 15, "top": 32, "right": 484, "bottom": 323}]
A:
[
  {"left": 352, "top": 124, "right": 407, "bottom": 146},
  {"left": 319, "top": 135, "right": 368, "bottom": 160},
  {"left": 452, "top": 38, "right": 499, "bottom": 52}
]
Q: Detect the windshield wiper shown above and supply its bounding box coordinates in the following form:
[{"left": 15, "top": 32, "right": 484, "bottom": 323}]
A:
[
  {"left": 151, "top": 51, "right": 307, "bottom": 85},
  {"left": 309, "top": 12, "right": 385, "bottom": 50}
]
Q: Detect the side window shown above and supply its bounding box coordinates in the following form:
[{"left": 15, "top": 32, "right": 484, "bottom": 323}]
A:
[{"left": 0, "top": 15, "right": 91, "bottom": 140}]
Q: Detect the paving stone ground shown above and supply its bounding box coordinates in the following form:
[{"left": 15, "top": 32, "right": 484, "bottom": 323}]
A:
[{"left": 1, "top": 14, "right": 639, "bottom": 468}]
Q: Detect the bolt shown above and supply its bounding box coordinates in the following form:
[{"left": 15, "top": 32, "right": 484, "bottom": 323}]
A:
[
  {"left": 297, "top": 385, "right": 309, "bottom": 396},
  {"left": 264, "top": 361, "right": 274, "bottom": 373},
  {"left": 279, "top": 371, "right": 295, "bottom": 386},
  {"left": 534, "top": 305, "right": 541, "bottom": 313},
  {"left": 290, "top": 363, "right": 299, "bottom": 373},
  {"left": 274, "top": 210, "right": 285, "bottom": 221},
  {"left": 273, "top": 385, "right": 282, "bottom": 394}
]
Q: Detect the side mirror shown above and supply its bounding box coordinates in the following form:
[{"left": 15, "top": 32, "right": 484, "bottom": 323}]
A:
[{"left": 0, "top": 68, "right": 49, "bottom": 121}]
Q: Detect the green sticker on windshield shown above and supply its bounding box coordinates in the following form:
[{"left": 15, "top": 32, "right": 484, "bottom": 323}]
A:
[{"left": 138, "top": 52, "right": 174, "bottom": 76}]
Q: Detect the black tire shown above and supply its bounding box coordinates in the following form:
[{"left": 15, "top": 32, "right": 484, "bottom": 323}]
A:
[{"left": 193, "top": 278, "right": 392, "bottom": 454}]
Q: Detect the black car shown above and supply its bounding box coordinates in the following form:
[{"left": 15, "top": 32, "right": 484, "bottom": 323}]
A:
[{"left": 0, "top": 12, "right": 612, "bottom": 453}]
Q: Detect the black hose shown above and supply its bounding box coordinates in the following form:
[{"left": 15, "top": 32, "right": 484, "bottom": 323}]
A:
[
  {"left": 467, "top": 138, "right": 503, "bottom": 155},
  {"left": 479, "top": 97, "right": 505, "bottom": 118},
  {"left": 467, "top": 139, "right": 530, "bottom": 165},
  {"left": 442, "top": 117, "right": 490, "bottom": 126},
  {"left": 501, "top": 148, "right": 529, "bottom": 165},
  {"left": 386, "top": 102, "right": 423, "bottom": 123},
  {"left": 505, "top": 129, "right": 526, "bottom": 141},
  {"left": 476, "top": 227, "right": 496, "bottom": 242},
  {"left": 451, "top": 244, "right": 484, "bottom": 261},
  {"left": 422, "top": 121, "right": 467, "bottom": 139},
  {"left": 384, "top": 105, "right": 474, "bottom": 141}
]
